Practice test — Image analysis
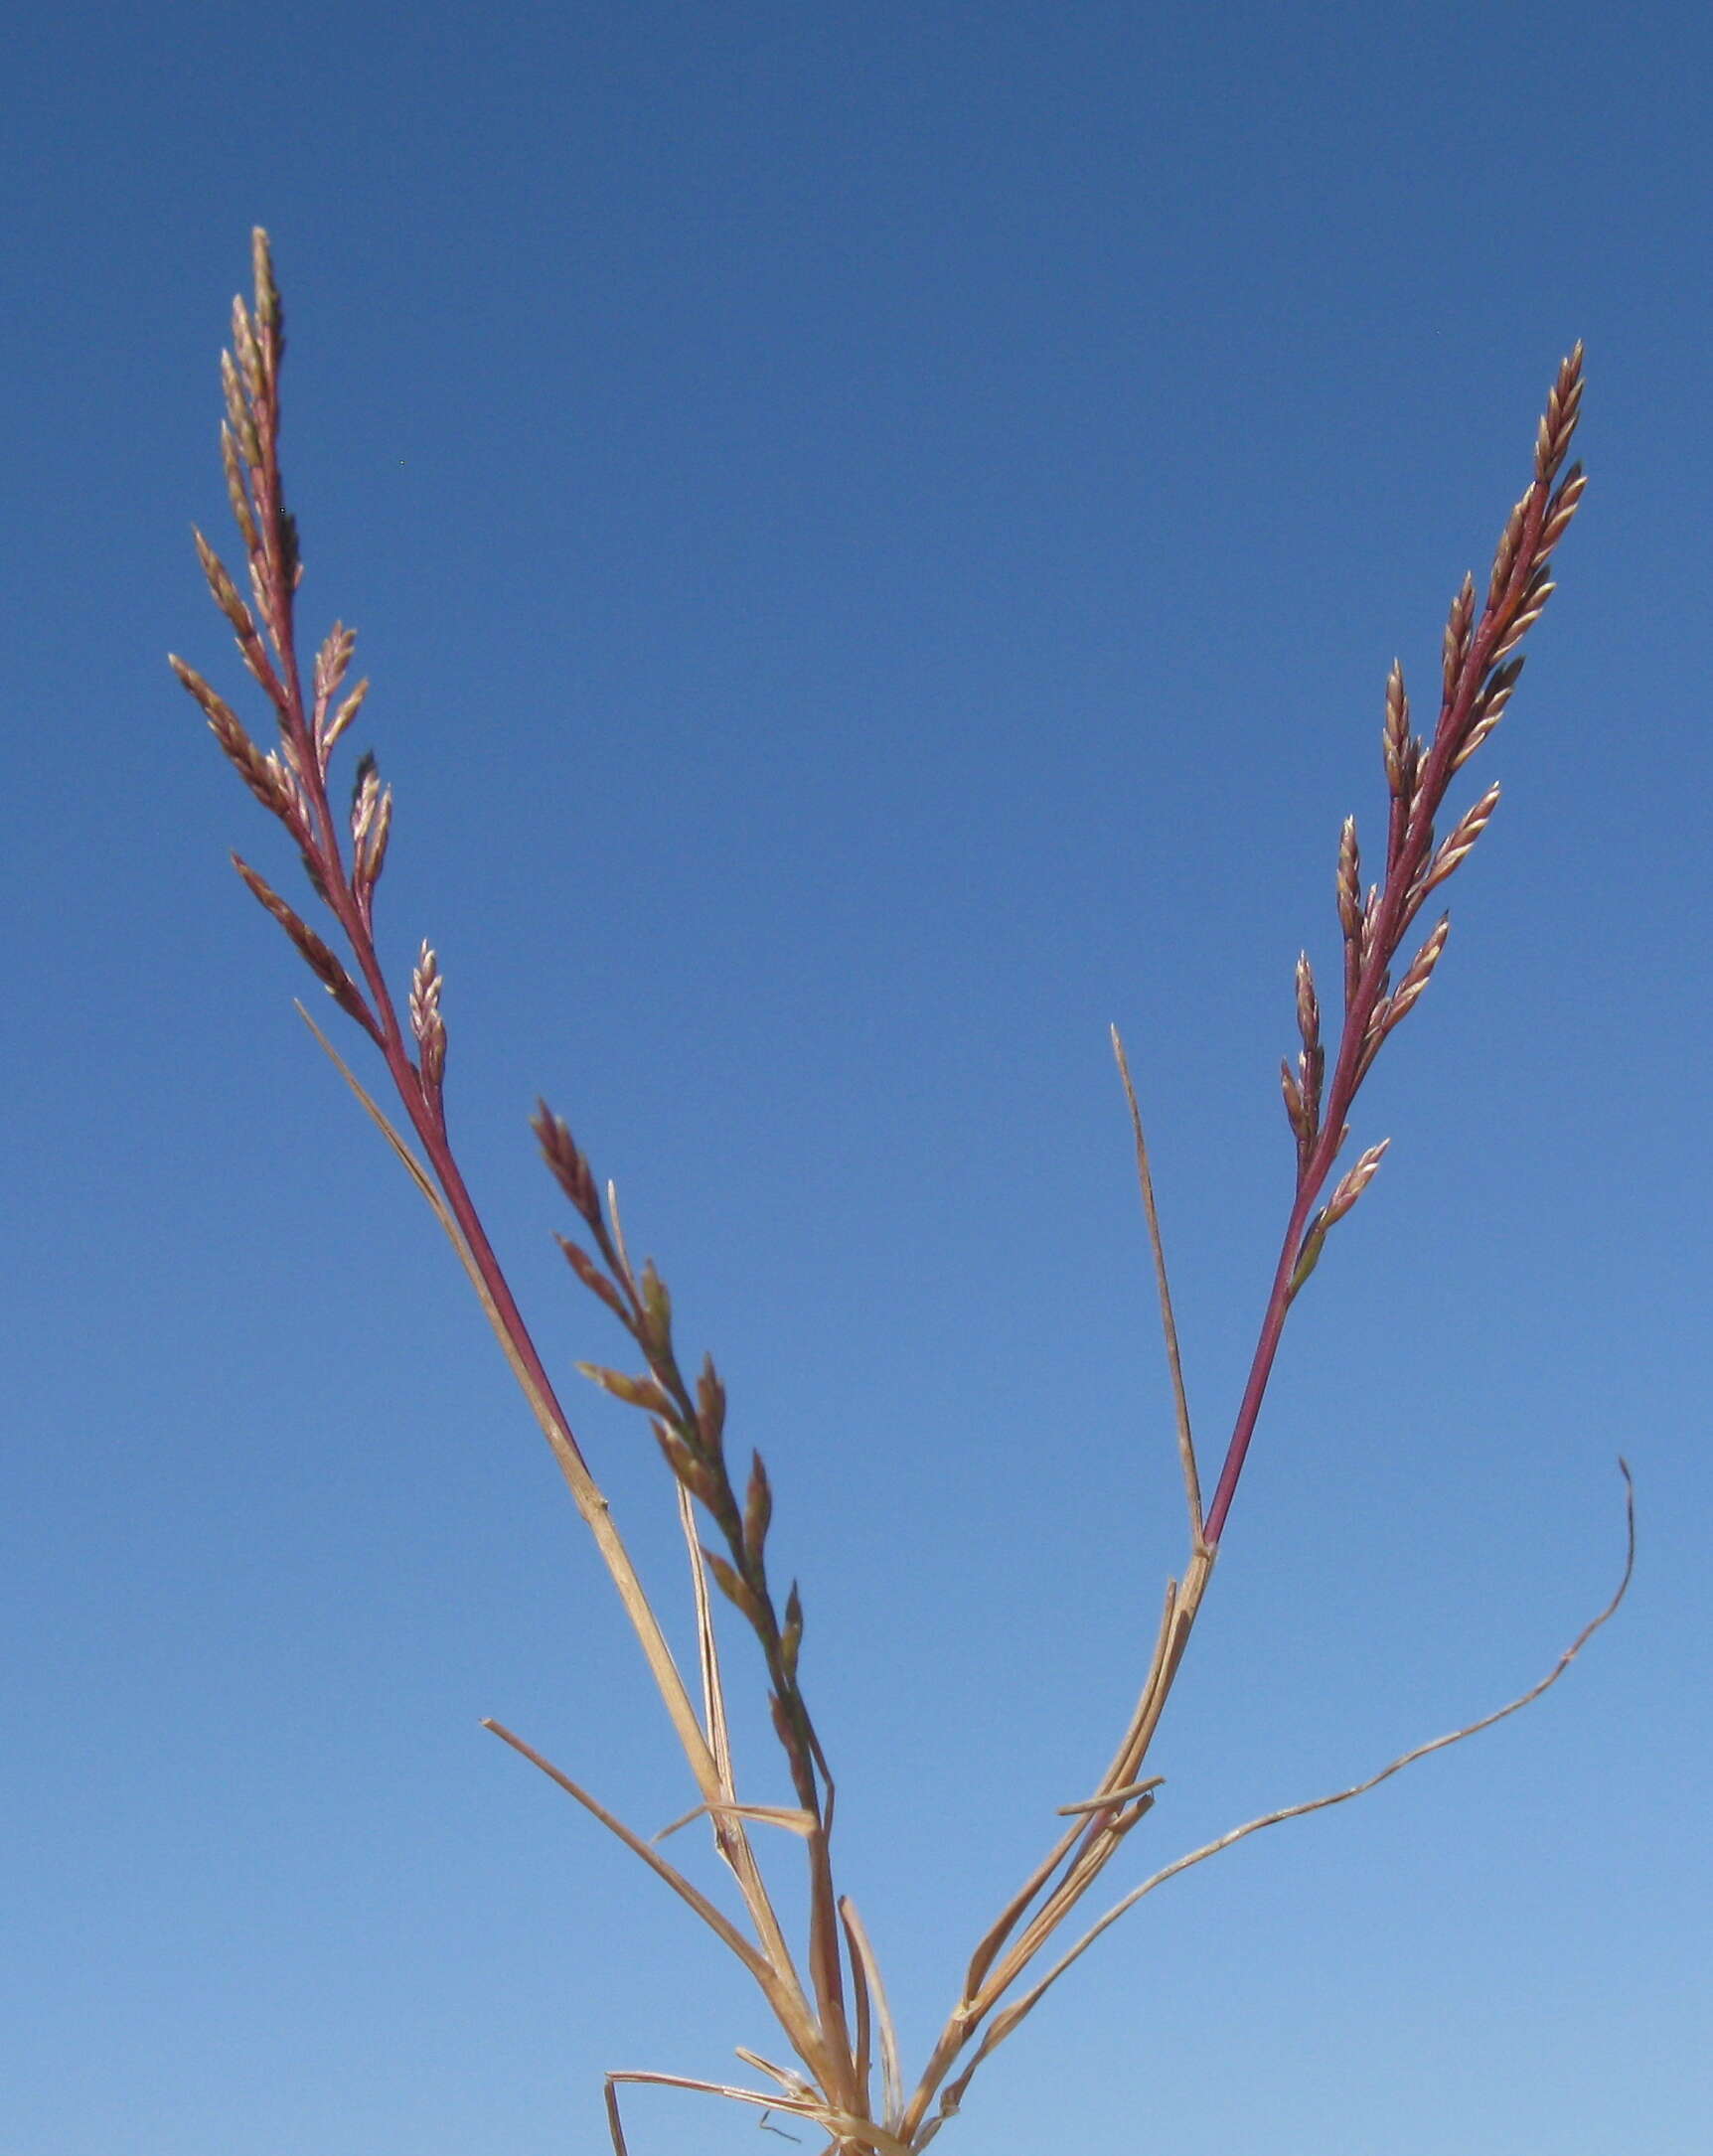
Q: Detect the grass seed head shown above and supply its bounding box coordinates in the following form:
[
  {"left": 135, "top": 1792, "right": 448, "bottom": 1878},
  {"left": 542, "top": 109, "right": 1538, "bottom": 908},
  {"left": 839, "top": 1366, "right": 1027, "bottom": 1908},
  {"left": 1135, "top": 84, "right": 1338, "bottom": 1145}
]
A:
[
  {"left": 1382, "top": 914, "right": 1451, "bottom": 1035},
  {"left": 696, "top": 1355, "right": 727, "bottom": 1457},
  {"left": 1280, "top": 1057, "right": 1308, "bottom": 1141},
  {"left": 534, "top": 1103, "right": 601, "bottom": 1226},
  {"left": 1534, "top": 342, "right": 1584, "bottom": 485},
  {"left": 408, "top": 940, "right": 446, "bottom": 1089},
  {"left": 1539, "top": 464, "right": 1587, "bottom": 556},
  {"left": 1421, "top": 780, "right": 1501, "bottom": 895},
  {"left": 743, "top": 1452, "right": 774, "bottom": 1571},
  {"left": 1487, "top": 490, "right": 1531, "bottom": 608},
  {"left": 230, "top": 852, "right": 371, "bottom": 1025},
  {"left": 320, "top": 678, "right": 370, "bottom": 763},
  {"left": 193, "top": 527, "right": 256, "bottom": 647},
  {"left": 1324, "top": 1137, "right": 1390, "bottom": 1226},
  {"left": 1383, "top": 662, "right": 1412, "bottom": 797},
  {"left": 1443, "top": 571, "right": 1476, "bottom": 701}
]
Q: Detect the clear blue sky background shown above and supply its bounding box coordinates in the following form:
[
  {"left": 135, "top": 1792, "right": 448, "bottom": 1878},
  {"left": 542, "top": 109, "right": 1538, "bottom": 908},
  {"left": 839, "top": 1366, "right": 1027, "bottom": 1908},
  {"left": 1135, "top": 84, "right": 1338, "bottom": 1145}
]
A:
[{"left": 4, "top": 5, "right": 1708, "bottom": 2152}]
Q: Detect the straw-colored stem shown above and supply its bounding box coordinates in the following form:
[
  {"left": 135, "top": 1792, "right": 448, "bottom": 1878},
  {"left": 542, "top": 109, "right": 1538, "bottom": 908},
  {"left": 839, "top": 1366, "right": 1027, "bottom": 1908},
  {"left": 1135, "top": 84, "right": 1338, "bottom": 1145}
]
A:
[{"left": 899, "top": 1545, "right": 1213, "bottom": 2143}]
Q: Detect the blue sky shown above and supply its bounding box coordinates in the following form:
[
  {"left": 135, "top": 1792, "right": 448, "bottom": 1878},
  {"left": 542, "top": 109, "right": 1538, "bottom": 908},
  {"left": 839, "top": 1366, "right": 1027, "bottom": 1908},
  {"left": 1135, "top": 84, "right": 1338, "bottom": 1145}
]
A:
[{"left": 4, "top": 3, "right": 1709, "bottom": 2150}]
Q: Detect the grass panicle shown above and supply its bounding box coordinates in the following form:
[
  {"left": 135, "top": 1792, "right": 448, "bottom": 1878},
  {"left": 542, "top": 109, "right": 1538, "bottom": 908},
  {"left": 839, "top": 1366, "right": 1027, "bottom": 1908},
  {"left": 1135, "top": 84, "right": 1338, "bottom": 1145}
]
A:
[{"left": 174, "top": 232, "right": 1623, "bottom": 2154}]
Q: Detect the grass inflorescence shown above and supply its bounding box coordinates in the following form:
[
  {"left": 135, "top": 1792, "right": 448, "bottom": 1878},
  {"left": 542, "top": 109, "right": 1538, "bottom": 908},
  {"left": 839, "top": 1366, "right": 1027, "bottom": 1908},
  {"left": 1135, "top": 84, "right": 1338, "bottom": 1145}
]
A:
[{"left": 173, "top": 231, "right": 1627, "bottom": 2155}]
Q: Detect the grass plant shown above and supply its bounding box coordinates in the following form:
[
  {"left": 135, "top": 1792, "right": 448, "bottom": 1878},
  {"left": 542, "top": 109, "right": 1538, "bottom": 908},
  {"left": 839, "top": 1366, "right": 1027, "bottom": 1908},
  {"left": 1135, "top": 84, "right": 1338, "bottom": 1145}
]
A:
[{"left": 172, "top": 231, "right": 1632, "bottom": 2154}]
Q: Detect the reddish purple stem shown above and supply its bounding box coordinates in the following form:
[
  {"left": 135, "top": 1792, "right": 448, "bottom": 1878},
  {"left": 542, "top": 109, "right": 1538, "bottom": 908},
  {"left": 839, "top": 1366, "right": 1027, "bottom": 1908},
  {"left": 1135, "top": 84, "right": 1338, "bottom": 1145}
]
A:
[
  {"left": 246, "top": 316, "right": 585, "bottom": 1471},
  {"left": 1201, "top": 481, "right": 1549, "bottom": 1546}
]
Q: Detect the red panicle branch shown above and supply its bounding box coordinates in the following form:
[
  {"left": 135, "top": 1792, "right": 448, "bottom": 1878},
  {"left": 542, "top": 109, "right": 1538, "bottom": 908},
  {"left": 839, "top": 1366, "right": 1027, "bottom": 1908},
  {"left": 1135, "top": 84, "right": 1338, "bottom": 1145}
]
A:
[
  {"left": 1203, "top": 345, "right": 1586, "bottom": 1547},
  {"left": 172, "top": 231, "right": 852, "bottom": 2123}
]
